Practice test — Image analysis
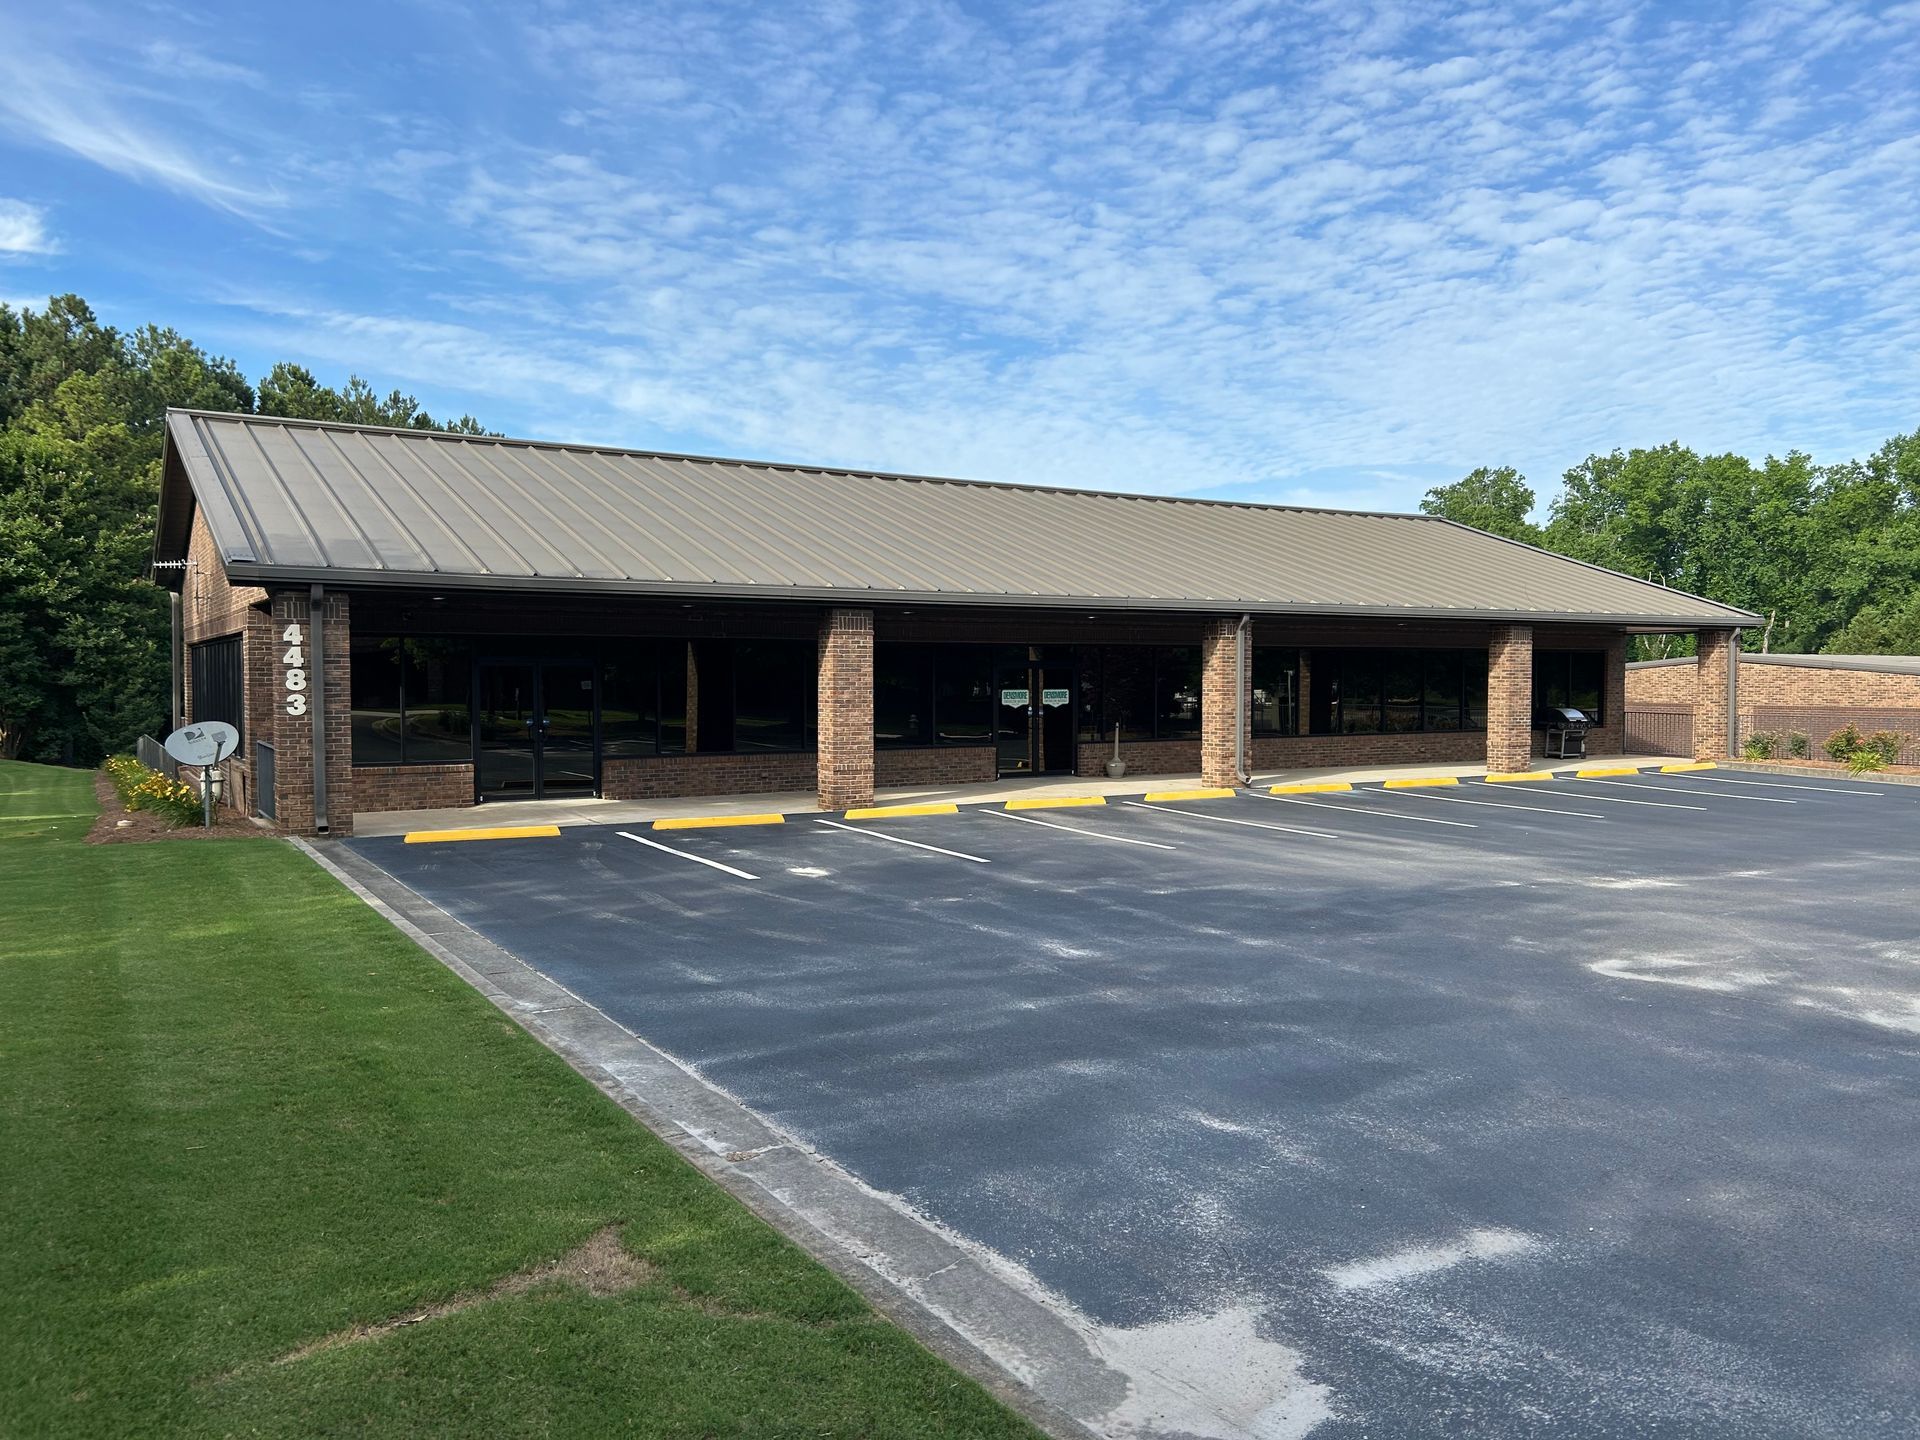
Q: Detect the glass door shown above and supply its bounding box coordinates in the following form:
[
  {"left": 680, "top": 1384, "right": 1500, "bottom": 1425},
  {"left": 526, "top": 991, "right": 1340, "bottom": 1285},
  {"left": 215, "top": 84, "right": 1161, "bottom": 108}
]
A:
[
  {"left": 477, "top": 662, "right": 539, "bottom": 799},
  {"left": 1035, "top": 664, "right": 1076, "bottom": 774},
  {"left": 994, "top": 664, "right": 1035, "bottom": 775},
  {"left": 539, "top": 663, "right": 598, "bottom": 797},
  {"left": 475, "top": 659, "right": 600, "bottom": 800}
]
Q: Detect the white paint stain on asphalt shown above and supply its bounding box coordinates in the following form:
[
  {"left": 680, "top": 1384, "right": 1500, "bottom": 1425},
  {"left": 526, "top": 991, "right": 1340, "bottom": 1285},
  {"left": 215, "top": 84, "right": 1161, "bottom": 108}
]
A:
[
  {"left": 1097, "top": 1304, "right": 1334, "bottom": 1440},
  {"left": 1323, "top": 1227, "right": 1540, "bottom": 1292},
  {"left": 1588, "top": 954, "right": 1779, "bottom": 993},
  {"left": 1582, "top": 877, "right": 1680, "bottom": 890}
]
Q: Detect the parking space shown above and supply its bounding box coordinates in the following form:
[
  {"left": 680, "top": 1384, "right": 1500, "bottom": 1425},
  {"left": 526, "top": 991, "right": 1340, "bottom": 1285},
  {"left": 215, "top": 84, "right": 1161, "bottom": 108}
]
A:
[{"left": 347, "top": 771, "right": 1920, "bottom": 1438}]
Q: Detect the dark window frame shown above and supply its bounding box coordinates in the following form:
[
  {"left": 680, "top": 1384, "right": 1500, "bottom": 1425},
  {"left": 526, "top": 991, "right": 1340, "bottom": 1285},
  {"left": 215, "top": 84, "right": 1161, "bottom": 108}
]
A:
[
  {"left": 1251, "top": 646, "right": 1301, "bottom": 736},
  {"left": 874, "top": 643, "right": 998, "bottom": 749},
  {"left": 1074, "top": 646, "right": 1214, "bottom": 743},
  {"left": 1533, "top": 649, "right": 1606, "bottom": 723},
  {"left": 1307, "top": 647, "right": 1490, "bottom": 736},
  {"left": 189, "top": 634, "right": 244, "bottom": 747},
  {"left": 350, "top": 634, "right": 475, "bottom": 768}
]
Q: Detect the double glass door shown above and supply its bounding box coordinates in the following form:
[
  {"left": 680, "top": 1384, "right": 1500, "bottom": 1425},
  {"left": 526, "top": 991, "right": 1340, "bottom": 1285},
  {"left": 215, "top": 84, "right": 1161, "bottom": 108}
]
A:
[
  {"left": 994, "top": 661, "right": 1076, "bottom": 776},
  {"left": 477, "top": 660, "right": 597, "bottom": 800}
]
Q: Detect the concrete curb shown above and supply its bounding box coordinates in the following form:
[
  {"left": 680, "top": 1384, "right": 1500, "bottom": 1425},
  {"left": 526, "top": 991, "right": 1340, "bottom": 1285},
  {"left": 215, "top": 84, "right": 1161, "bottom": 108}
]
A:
[
  {"left": 292, "top": 837, "right": 1114, "bottom": 1440},
  {"left": 1719, "top": 760, "right": 1920, "bottom": 787}
]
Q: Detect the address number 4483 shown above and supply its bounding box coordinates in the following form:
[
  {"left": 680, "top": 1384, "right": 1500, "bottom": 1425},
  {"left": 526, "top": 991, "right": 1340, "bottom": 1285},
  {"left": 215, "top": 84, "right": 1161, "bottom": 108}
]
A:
[{"left": 282, "top": 623, "right": 309, "bottom": 716}]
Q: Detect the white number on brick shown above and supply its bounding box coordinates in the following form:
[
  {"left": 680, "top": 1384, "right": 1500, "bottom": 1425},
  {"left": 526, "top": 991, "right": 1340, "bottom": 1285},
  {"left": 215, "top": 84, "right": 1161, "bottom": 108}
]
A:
[
  {"left": 285, "top": 692, "right": 307, "bottom": 716},
  {"left": 282, "top": 624, "right": 304, "bottom": 644},
  {"left": 282, "top": 622, "right": 311, "bottom": 716},
  {"left": 282, "top": 645, "right": 304, "bottom": 666},
  {"left": 285, "top": 668, "right": 308, "bottom": 691}
]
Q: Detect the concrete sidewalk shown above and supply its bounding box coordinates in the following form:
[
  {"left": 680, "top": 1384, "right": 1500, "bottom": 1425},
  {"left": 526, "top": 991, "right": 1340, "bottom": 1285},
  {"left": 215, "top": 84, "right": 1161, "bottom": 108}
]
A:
[{"left": 351, "top": 753, "right": 1689, "bottom": 837}]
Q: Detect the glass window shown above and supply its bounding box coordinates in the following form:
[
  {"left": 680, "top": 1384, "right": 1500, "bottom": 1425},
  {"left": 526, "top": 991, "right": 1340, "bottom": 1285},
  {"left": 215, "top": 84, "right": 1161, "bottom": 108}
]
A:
[
  {"left": 1155, "top": 647, "right": 1203, "bottom": 738},
  {"left": 659, "top": 642, "right": 688, "bottom": 753},
  {"left": 1382, "top": 653, "right": 1422, "bottom": 733},
  {"left": 1423, "top": 651, "right": 1463, "bottom": 732},
  {"left": 1103, "top": 647, "right": 1155, "bottom": 740},
  {"left": 933, "top": 647, "right": 993, "bottom": 743},
  {"left": 1465, "top": 650, "right": 1488, "bottom": 731},
  {"left": 732, "top": 639, "right": 816, "bottom": 751},
  {"left": 1074, "top": 646, "right": 1104, "bottom": 742},
  {"left": 1339, "top": 653, "right": 1382, "bottom": 733},
  {"left": 350, "top": 636, "right": 405, "bottom": 765},
  {"left": 601, "top": 642, "right": 661, "bottom": 757},
  {"left": 1534, "top": 650, "right": 1605, "bottom": 722},
  {"left": 1251, "top": 647, "right": 1299, "bottom": 735},
  {"left": 875, "top": 645, "right": 934, "bottom": 746},
  {"left": 403, "top": 639, "right": 472, "bottom": 763}
]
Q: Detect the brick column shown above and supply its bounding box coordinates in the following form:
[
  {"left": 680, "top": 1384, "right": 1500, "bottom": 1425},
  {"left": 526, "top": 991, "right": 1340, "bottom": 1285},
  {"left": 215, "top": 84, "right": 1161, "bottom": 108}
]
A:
[
  {"left": 684, "top": 641, "right": 700, "bottom": 755},
  {"left": 1694, "top": 628, "right": 1737, "bottom": 760},
  {"left": 1486, "top": 623, "right": 1533, "bottom": 772},
  {"left": 1199, "top": 617, "right": 1248, "bottom": 788},
  {"left": 269, "top": 590, "right": 354, "bottom": 835},
  {"left": 817, "top": 608, "right": 875, "bottom": 811}
]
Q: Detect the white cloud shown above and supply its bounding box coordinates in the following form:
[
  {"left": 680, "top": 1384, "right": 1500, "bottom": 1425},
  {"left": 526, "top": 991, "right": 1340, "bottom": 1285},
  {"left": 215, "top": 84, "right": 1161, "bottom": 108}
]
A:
[{"left": 0, "top": 199, "right": 53, "bottom": 255}]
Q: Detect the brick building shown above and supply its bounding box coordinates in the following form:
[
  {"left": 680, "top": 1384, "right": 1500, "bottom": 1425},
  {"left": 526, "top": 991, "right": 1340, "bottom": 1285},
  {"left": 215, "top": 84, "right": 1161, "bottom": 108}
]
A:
[
  {"left": 1627, "top": 653, "right": 1920, "bottom": 710},
  {"left": 153, "top": 410, "right": 1758, "bottom": 835}
]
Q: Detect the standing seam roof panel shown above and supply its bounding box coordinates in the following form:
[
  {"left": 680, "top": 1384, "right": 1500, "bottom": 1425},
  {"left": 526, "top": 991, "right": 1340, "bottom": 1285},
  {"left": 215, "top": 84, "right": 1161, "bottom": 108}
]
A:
[{"left": 158, "top": 410, "right": 1759, "bottom": 623}]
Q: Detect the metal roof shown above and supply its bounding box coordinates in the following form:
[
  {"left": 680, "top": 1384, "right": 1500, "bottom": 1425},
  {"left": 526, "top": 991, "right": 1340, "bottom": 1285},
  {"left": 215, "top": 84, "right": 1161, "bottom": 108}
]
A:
[
  {"left": 155, "top": 409, "right": 1758, "bottom": 627},
  {"left": 1631, "top": 653, "right": 1920, "bottom": 675}
]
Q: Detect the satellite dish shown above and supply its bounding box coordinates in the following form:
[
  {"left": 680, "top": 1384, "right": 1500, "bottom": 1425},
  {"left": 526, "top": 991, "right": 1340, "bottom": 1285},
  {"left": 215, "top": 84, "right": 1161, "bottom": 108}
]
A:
[{"left": 164, "top": 721, "right": 239, "bottom": 767}]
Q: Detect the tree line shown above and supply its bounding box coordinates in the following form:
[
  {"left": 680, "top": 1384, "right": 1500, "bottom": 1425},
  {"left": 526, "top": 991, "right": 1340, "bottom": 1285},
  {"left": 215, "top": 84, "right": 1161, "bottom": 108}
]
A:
[
  {"left": 1420, "top": 436, "right": 1920, "bottom": 659},
  {"left": 0, "top": 294, "right": 489, "bottom": 764},
  {"left": 2, "top": 290, "right": 1914, "bottom": 763}
]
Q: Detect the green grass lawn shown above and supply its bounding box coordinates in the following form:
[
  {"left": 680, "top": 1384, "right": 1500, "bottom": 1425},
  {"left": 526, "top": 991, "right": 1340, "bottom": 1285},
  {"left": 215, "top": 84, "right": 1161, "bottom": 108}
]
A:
[{"left": 0, "top": 759, "right": 1041, "bottom": 1438}]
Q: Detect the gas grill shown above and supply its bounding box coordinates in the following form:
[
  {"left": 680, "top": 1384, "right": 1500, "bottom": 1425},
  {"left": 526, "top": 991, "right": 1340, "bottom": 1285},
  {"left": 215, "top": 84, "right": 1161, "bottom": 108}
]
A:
[{"left": 1535, "top": 705, "right": 1592, "bottom": 760}]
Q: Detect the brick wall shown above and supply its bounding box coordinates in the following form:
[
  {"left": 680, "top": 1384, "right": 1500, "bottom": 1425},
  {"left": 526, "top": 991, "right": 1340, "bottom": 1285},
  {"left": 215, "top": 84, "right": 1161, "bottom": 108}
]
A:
[
  {"left": 604, "top": 751, "right": 817, "bottom": 800},
  {"left": 353, "top": 764, "right": 476, "bottom": 812},
  {"left": 1199, "top": 617, "right": 1247, "bottom": 787},
  {"left": 816, "top": 608, "right": 875, "bottom": 809},
  {"left": 1487, "top": 623, "right": 1533, "bottom": 772},
  {"left": 1252, "top": 731, "right": 1489, "bottom": 769},
  {"left": 1075, "top": 738, "right": 1201, "bottom": 777},
  {"left": 1628, "top": 658, "right": 1920, "bottom": 710},
  {"left": 178, "top": 512, "right": 275, "bottom": 818},
  {"left": 1695, "top": 628, "right": 1736, "bottom": 760},
  {"left": 269, "top": 590, "right": 354, "bottom": 834},
  {"left": 876, "top": 745, "right": 997, "bottom": 786},
  {"left": 182, "top": 509, "right": 268, "bottom": 644}
]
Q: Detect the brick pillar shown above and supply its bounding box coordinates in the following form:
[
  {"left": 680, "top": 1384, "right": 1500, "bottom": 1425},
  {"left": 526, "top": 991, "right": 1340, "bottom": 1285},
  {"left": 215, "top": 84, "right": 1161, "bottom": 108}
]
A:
[
  {"left": 1486, "top": 623, "right": 1533, "bottom": 772},
  {"left": 1199, "top": 617, "right": 1248, "bottom": 788},
  {"left": 1594, "top": 632, "right": 1628, "bottom": 757},
  {"left": 817, "top": 608, "right": 875, "bottom": 811},
  {"left": 269, "top": 590, "right": 354, "bottom": 835},
  {"left": 684, "top": 641, "right": 700, "bottom": 755},
  {"left": 1695, "top": 628, "right": 1737, "bottom": 760}
]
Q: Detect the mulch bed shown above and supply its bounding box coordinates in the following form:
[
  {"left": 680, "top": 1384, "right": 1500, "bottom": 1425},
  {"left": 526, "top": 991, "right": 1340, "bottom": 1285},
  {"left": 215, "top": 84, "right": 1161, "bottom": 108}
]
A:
[
  {"left": 1735, "top": 757, "right": 1920, "bottom": 776},
  {"left": 85, "top": 772, "right": 276, "bottom": 845}
]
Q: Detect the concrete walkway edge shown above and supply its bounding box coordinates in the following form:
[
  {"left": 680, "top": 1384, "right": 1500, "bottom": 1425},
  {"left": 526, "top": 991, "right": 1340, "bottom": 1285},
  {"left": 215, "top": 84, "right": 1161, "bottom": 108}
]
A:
[{"left": 295, "top": 837, "right": 1116, "bottom": 1440}]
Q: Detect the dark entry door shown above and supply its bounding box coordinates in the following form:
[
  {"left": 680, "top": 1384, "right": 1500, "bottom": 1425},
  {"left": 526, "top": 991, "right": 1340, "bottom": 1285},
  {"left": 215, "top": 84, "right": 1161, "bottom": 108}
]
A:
[
  {"left": 476, "top": 661, "right": 599, "bottom": 800},
  {"left": 993, "top": 662, "right": 1076, "bottom": 777}
]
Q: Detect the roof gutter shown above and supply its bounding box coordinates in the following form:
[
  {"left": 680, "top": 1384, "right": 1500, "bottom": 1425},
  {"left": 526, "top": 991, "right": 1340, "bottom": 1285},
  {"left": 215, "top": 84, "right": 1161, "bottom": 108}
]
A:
[
  {"left": 215, "top": 563, "right": 1763, "bottom": 630},
  {"left": 311, "top": 584, "right": 328, "bottom": 834}
]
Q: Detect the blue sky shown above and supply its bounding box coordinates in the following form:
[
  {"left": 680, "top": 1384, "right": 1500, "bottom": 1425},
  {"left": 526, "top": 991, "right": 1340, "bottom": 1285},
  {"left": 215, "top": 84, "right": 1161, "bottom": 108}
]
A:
[{"left": 1, "top": 1, "right": 1916, "bottom": 514}]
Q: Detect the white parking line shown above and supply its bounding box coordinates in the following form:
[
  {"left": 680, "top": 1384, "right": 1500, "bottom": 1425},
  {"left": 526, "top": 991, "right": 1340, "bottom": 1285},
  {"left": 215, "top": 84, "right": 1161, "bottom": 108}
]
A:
[
  {"left": 1692, "top": 775, "right": 1882, "bottom": 796},
  {"left": 1541, "top": 789, "right": 1707, "bottom": 812},
  {"left": 1120, "top": 800, "right": 1341, "bottom": 839},
  {"left": 984, "top": 809, "right": 1177, "bottom": 849},
  {"left": 1385, "top": 788, "right": 1606, "bottom": 820},
  {"left": 813, "top": 818, "right": 990, "bottom": 863},
  {"left": 1251, "top": 791, "right": 1478, "bottom": 828},
  {"left": 1580, "top": 778, "right": 1795, "bottom": 804},
  {"left": 617, "top": 830, "right": 759, "bottom": 880}
]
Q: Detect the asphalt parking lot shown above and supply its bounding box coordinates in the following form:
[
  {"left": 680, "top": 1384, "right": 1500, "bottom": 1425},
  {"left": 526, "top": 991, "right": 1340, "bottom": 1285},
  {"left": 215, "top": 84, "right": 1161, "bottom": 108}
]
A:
[{"left": 348, "top": 770, "right": 1920, "bottom": 1439}]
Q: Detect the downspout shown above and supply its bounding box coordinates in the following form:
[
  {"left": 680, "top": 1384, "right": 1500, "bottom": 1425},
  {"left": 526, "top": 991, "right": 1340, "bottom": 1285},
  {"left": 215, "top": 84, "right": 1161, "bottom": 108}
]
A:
[
  {"left": 169, "top": 591, "right": 184, "bottom": 730},
  {"left": 1727, "top": 630, "right": 1740, "bottom": 760},
  {"left": 310, "top": 584, "right": 328, "bottom": 834},
  {"left": 1235, "top": 612, "right": 1251, "bottom": 786}
]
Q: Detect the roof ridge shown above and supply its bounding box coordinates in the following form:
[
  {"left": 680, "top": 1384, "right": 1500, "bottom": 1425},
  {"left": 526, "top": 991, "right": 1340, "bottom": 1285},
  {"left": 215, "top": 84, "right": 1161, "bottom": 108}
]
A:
[{"left": 162, "top": 407, "right": 1454, "bottom": 525}]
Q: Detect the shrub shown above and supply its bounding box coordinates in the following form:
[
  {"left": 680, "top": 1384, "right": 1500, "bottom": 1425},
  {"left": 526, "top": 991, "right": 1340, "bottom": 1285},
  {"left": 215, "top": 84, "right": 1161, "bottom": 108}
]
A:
[
  {"left": 1741, "top": 732, "right": 1777, "bottom": 760},
  {"left": 102, "top": 754, "right": 204, "bottom": 826},
  {"left": 1786, "top": 731, "right": 1810, "bottom": 759},
  {"left": 1824, "top": 724, "right": 1866, "bottom": 763},
  {"left": 1849, "top": 748, "right": 1889, "bottom": 775},
  {"left": 1863, "top": 730, "right": 1905, "bottom": 766}
]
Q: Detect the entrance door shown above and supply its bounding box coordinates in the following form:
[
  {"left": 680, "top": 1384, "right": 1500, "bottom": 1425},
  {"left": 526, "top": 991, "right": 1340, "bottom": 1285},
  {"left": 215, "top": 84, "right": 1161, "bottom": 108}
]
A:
[
  {"left": 993, "top": 661, "right": 1077, "bottom": 777},
  {"left": 476, "top": 660, "right": 599, "bottom": 800}
]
